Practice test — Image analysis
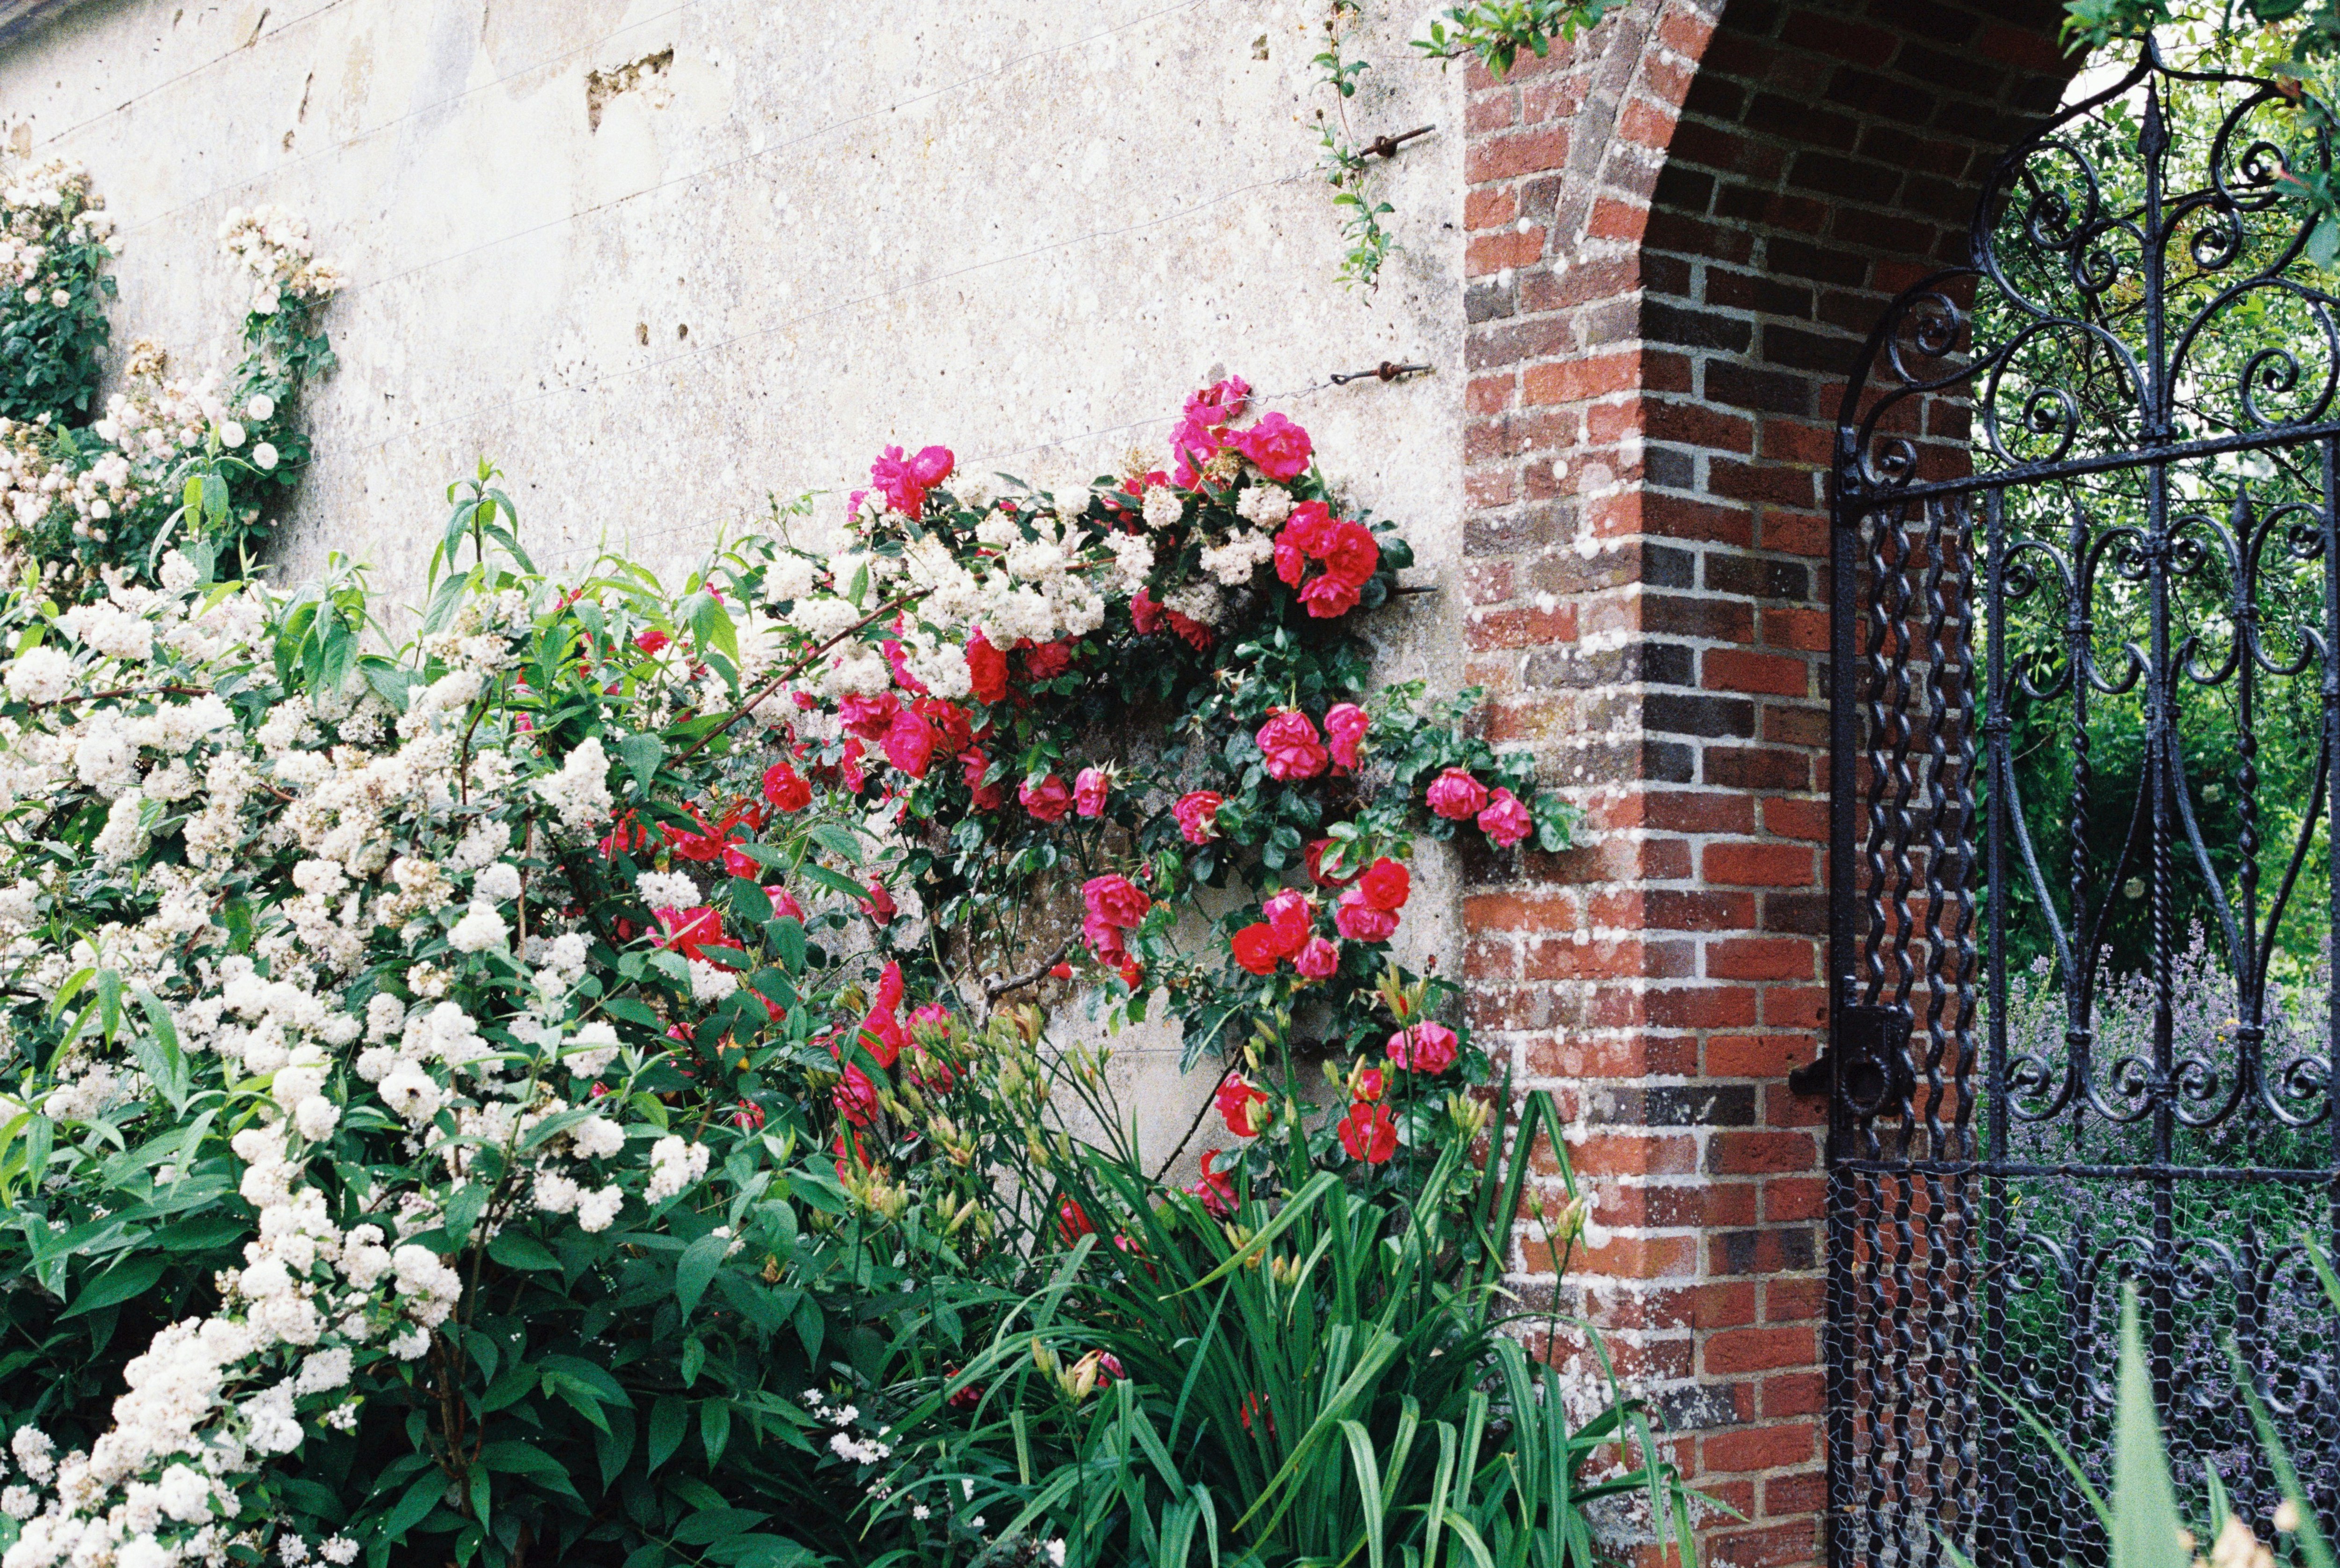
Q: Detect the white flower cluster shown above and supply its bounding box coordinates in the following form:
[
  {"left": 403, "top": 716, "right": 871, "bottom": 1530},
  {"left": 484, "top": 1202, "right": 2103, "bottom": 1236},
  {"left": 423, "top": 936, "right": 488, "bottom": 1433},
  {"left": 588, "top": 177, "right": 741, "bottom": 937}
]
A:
[
  {"left": 0, "top": 563, "right": 749, "bottom": 1567},
  {"left": 215, "top": 205, "right": 341, "bottom": 317},
  {"left": 0, "top": 153, "right": 111, "bottom": 291}
]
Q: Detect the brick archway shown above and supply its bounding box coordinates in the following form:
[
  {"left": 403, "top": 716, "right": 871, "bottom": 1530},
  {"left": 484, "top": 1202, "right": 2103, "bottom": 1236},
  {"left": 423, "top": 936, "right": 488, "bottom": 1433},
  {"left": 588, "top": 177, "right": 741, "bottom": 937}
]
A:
[{"left": 1459, "top": 3, "right": 2077, "bottom": 1562}]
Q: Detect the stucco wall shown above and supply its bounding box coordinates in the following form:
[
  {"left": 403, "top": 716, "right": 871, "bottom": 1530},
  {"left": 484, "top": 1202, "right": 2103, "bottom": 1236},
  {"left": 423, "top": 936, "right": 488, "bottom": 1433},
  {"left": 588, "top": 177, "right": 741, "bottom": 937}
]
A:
[{"left": 0, "top": 0, "right": 1472, "bottom": 1166}]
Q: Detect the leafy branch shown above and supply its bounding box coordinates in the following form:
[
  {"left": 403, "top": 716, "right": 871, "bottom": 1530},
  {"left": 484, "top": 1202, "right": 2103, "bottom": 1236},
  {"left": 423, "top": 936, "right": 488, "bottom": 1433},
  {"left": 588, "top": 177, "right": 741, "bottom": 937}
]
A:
[{"left": 1411, "top": 0, "right": 1627, "bottom": 79}]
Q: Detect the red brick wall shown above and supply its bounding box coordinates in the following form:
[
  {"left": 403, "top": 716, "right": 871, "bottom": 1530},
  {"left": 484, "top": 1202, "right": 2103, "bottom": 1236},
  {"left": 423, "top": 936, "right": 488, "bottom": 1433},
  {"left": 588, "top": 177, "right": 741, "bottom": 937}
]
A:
[{"left": 1459, "top": 3, "right": 2074, "bottom": 1563}]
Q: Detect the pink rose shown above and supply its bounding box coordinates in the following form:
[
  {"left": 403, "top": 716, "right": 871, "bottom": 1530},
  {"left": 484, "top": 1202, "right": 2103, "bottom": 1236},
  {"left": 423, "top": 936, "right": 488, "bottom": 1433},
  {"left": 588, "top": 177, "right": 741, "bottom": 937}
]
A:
[
  {"left": 1230, "top": 411, "right": 1313, "bottom": 481},
  {"left": 1478, "top": 787, "right": 1532, "bottom": 848},
  {"left": 1083, "top": 875, "right": 1152, "bottom": 932},
  {"left": 1257, "top": 710, "right": 1329, "bottom": 781},
  {"left": 880, "top": 709, "right": 936, "bottom": 779},
  {"left": 1333, "top": 888, "right": 1400, "bottom": 943},
  {"left": 1262, "top": 889, "right": 1314, "bottom": 956},
  {"left": 1075, "top": 766, "right": 1109, "bottom": 818},
  {"left": 870, "top": 444, "right": 954, "bottom": 514},
  {"left": 1020, "top": 773, "right": 1072, "bottom": 823},
  {"left": 1173, "top": 790, "right": 1223, "bottom": 845},
  {"left": 1294, "top": 936, "right": 1339, "bottom": 979},
  {"left": 1386, "top": 1021, "right": 1460, "bottom": 1074},
  {"left": 1324, "top": 702, "right": 1368, "bottom": 770},
  {"left": 1426, "top": 767, "right": 1491, "bottom": 820}
]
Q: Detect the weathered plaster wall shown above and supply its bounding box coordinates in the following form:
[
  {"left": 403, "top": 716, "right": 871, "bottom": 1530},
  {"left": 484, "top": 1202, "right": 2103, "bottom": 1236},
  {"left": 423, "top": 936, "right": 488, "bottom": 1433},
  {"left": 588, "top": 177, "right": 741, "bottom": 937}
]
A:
[{"left": 0, "top": 0, "right": 1474, "bottom": 1165}]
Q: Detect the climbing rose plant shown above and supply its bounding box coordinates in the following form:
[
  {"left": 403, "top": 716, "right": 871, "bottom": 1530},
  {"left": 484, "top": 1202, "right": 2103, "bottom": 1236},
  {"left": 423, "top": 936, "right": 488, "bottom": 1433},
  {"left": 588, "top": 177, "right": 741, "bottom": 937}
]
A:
[{"left": 0, "top": 325, "right": 1670, "bottom": 1568}]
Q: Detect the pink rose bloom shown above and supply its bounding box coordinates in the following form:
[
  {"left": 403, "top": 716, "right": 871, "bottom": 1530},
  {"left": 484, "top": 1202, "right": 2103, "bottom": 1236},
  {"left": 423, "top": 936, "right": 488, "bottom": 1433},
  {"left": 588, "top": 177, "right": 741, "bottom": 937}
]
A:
[
  {"left": 1083, "top": 874, "right": 1152, "bottom": 932},
  {"left": 1262, "top": 889, "right": 1314, "bottom": 955},
  {"left": 1333, "top": 887, "right": 1401, "bottom": 943},
  {"left": 1386, "top": 1021, "right": 1460, "bottom": 1074},
  {"left": 880, "top": 709, "right": 936, "bottom": 779},
  {"left": 1294, "top": 936, "right": 1340, "bottom": 979},
  {"left": 1478, "top": 787, "right": 1532, "bottom": 847},
  {"left": 1358, "top": 858, "right": 1410, "bottom": 913},
  {"left": 1075, "top": 766, "right": 1110, "bottom": 818},
  {"left": 1173, "top": 790, "right": 1223, "bottom": 845},
  {"left": 1257, "top": 710, "right": 1329, "bottom": 781},
  {"left": 1324, "top": 703, "right": 1368, "bottom": 770},
  {"left": 769, "top": 887, "right": 807, "bottom": 922},
  {"left": 1426, "top": 767, "right": 1491, "bottom": 820},
  {"left": 839, "top": 692, "right": 902, "bottom": 741},
  {"left": 1020, "top": 773, "right": 1073, "bottom": 823},
  {"left": 870, "top": 444, "right": 954, "bottom": 514},
  {"left": 1231, "top": 411, "right": 1314, "bottom": 481}
]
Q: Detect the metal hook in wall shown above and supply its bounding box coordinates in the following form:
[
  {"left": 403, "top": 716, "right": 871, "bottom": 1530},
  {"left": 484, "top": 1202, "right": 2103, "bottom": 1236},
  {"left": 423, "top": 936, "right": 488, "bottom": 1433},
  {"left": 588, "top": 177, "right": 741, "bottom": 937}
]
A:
[{"left": 1329, "top": 361, "right": 1432, "bottom": 386}]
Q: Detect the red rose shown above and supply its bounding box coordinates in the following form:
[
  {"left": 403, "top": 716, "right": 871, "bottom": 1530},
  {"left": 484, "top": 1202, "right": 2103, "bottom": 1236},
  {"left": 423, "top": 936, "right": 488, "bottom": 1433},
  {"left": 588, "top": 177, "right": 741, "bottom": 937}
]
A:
[
  {"left": 1186, "top": 1149, "right": 1237, "bottom": 1218},
  {"left": 1056, "top": 1196, "right": 1096, "bottom": 1244},
  {"left": 1230, "top": 411, "right": 1313, "bottom": 481},
  {"left": 1024, "top": 640, "right": 1073, "bottom": 681},
  {"left": 965, "top": 632, "right": 1009, "bottom": 705},
  {"left": 1130, "top": 589, "right": 1165, "bottom": 634},
  {"left": 1333, "top": 887, "right": 1400, "bottom": 943},
  {"left": 1020, "top": 773, "right": 1072, "bottom": 822},
  {"left": 914, "top": 698, "right": 973, "bottom": 756},
  {"left": 1337, "top": 1100, "right": 1397, "bottom": 1164},
  {"left": 763, "top": 763, "right": 812, "bottom": 812},
  {"left": 1174, "top": 790, "right": 1223, "bottom": 845},
  {"left": 1214, "top": 1074, "right": 1269, "bottom": 1138},
  {"left": 959, "top": 750, "right": 1005, "bottom": 810},
  {"left": 1273, "top": 504, "right": 1380, "bottom": 620},
  {"left": 861, "top": 880, "right": 897, "bottom": 925},
  {"left": 1082, "top": 874, "right": 1151, "bottom": 936},
  {"left": 1230, "top": 923, "right": 1283, "bottom": 975},
  {"left": 1257, "top": 709, "right": 1328, "bottom": 781},
  {"left": 1358, "top": 858, "right": 1410, "bottom": 912},
  {"left": 1303, "top": 838, "right": 1355, "bottom": 888},
  {"left": 834, "top": 1064, "right": 880, "bottom": 1127},
  {"left": 839, "top": 691, "right": 901, "bottom": 740},
  {"left": 1262, "top": 889, "right": 1314, "bottom": 955},
  {"left": 1274, "top": 502, "right": 1333, "bottom": 587},
  {"left": 880, "top": 709, "right": 936, "bottom": 779},
  {"left": 633, "top": 627, "right": 672, "bottom": 655}
]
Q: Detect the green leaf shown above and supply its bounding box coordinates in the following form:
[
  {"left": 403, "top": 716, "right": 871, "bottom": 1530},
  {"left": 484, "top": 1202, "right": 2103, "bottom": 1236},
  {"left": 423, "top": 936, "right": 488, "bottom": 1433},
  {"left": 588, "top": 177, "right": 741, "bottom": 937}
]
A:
[
  {"left": 768, "top": 919, "right": 806, "bottom": 974},
  {"left": 485, "top": 1231, "right": 560, "bottom": 1272},
  {"left": 616, "top": 731, "right": 665, "bottom": 795},
  {"left": 59, "top": 1253, "right": 169, "bottom": 1320},
  {"left": 676, "top": 1231, "right": 728, "bottom": 1318},
  {"left": 675, "top": 1509, "right": 768, "bottom": 1547},
  {"left": 701, "top": 1399, "right": 732, "bottom": 1466},
  {"left": 648, "top": 1395, "right": 687, "bottom": 1471},
  {"left": 807, "top": 824, "right": 864, "bottom": 864},
  {"left": 2112, "top": 1287, "right": 2189, "bottom": 1568},
  {"left": 379, "top": 1471, "right": 444, "bottom": 1542},
  {"left": 476, "top": 1440, "right": 584, "bottom": 1501}
]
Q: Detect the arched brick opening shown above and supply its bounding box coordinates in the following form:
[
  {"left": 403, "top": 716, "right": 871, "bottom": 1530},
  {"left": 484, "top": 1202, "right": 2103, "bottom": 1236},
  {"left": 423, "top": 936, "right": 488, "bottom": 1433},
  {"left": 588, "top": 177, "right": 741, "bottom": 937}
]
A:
[{"left": 1460, "top": 3, "right": 2079, "bottom": 1563}]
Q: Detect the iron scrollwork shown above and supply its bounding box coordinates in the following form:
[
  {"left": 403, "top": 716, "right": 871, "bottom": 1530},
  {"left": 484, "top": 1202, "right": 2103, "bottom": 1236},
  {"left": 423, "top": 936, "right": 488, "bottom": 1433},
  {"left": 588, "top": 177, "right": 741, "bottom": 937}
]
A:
[{"left": 1826, "top": 33, "right": 2340, "bottom": 1568}]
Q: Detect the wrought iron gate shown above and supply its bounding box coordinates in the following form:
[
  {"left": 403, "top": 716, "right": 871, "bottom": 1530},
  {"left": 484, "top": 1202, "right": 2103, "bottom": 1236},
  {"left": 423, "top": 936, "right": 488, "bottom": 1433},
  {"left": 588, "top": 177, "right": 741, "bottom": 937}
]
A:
[{"left": 1826, "top": 36, "right": 2339, "bottom": 1568}]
